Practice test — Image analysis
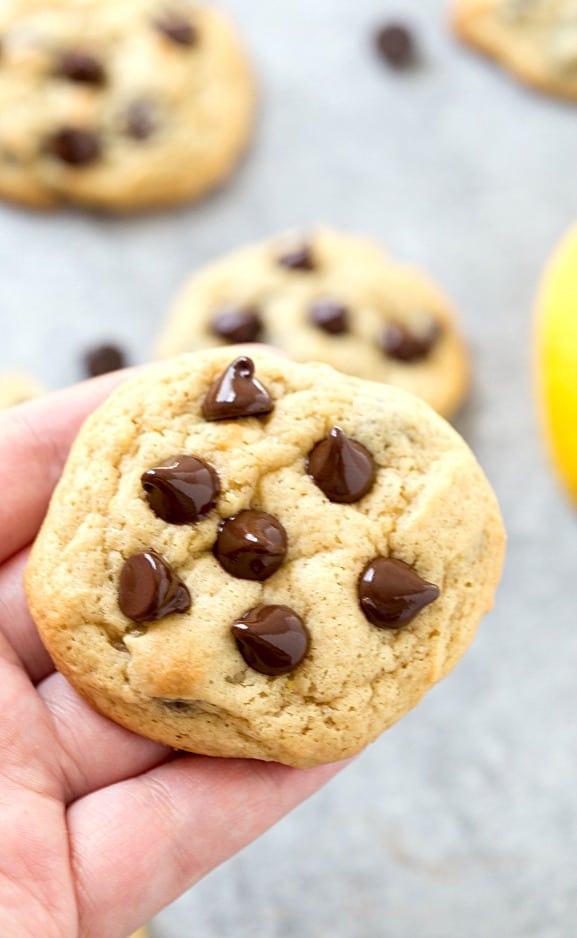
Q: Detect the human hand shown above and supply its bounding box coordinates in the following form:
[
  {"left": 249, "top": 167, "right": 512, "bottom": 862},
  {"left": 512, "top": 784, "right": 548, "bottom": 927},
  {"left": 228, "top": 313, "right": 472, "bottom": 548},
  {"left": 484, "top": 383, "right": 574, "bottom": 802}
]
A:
[{"left": 0, "top": 373, "right": 346, "bottom": 938}]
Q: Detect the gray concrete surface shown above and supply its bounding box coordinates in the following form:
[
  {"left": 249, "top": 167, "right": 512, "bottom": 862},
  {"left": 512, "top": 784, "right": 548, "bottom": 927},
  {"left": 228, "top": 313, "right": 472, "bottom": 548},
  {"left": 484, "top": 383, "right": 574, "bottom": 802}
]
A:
[{"left": 1, "top": 1, "right": 576, "bottom": 935}]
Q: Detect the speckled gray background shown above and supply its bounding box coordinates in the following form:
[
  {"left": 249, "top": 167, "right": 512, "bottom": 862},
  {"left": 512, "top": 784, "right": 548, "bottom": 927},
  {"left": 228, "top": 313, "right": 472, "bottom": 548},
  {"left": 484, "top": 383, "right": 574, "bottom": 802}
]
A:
[{"left": 1, "top": 1, "right": 576, "bottom": 936}]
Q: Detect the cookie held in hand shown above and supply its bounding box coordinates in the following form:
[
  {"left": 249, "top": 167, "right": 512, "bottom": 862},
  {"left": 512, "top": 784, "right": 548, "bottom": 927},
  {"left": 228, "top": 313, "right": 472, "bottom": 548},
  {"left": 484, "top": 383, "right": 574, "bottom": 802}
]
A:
[
  {"left": 157, "top": 228, "right": 470, "bottom": 418},
  {"left": 26, "top": 349, "right": 505, "bottom": 768},
  {"left": 0, "top": 0, "right": 254, "bottom": 210}
]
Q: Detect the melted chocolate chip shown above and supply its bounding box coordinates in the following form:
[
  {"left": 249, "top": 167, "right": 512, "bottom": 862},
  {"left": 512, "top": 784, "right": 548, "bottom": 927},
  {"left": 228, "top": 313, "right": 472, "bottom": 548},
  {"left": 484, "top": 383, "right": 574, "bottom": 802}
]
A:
[
  {"left": 56, "top": 50, "right": 106, "bottom": 85},
  {"left": 84, "top": 343, "right": 126, "bottom": 378},
  {"left": 307, "top": 427, "right": 376, "bottom": 504},
  {"left": 380, "top": 320, "right": 440, "bottom": 362},
  {"left": 142, "top": 454, "right": 220, "bottom": 524},
  {"left": 309, "top": 299, "right": 350, "bottom": 335},
  {"left": 50, "top": 127, "right": 101, "bottom": 166},
  {"left": 119, "top": 549, "right": 191, "bottom": 622},
  {"left": 211, "top": 306, "right": 263, "bottom": 344},
  {"left": 231, "top": 605, "right": 310, "bottom": 676},
  {"left": 202, "top": 356, "right": 273, "bottom": 421},
  {"left": 214, "top": 510, "right": 287, "bottom": 581},
  {"left": 375, "top": 23, "right": 417, "bottom": 69},
  {"left": 276, "top": 244, "right": 316, "bottom": 272},
  {"left": 358, "top": 558, "right": 439, "bottom": 629},
  {"left": 154, "top": 12, "right": 197, "bottom": 46},
  {"left": 125, "top": 99, "right": 157, "bottom": 140}
]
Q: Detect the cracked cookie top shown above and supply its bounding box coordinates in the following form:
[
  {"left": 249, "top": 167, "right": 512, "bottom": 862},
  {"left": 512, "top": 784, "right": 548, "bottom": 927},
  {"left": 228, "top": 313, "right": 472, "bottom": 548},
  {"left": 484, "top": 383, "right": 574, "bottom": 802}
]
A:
[
  {"left": 0, "top": 0, "right": 254, "bottom": 210},
  {"left": 157, "top": 228, "right": 470, "bottom": 418},
  {"left": 25, "top": 348, "right": 505, "bottom": 767}
]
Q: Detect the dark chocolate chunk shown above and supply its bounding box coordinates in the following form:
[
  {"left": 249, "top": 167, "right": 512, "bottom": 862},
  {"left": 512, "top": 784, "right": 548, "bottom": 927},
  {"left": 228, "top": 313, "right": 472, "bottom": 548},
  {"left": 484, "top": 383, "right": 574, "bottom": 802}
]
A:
[
  {"left": 231, "top": 604, "right": 310, "bottom": 676},
  {"left": 142, "top": 455, "right": 220, "bottom": 524},
  {"left": 375, "top": 23, "right": 417, "bottom": 69},
  {"left": 211, "top": 306, "right": 263, "bottom": 344},
  {"left": 307, "top": 427, "right": 377, "bottom": 504},
  {"left": 309, "top": 299, "right": 349, "bottom": 335},
  {"left": 202, "top": 356, "right": 273, "bottom": 421},
  {"left": 119, "top": 549, "right": 191, "bottom": 622},
  {"left": 56, "top": 51, "right": 106, "bottom": 85},
  {"left": 214, "top": 510, "right": 287, "bottom": 581},
  {"left": 50, "top": 127, "right": 101, "bottom": 166},
  {"left": 153, "top": 12, "right": 197, "bottom": 46},
  {"left": 84, "top": 343, "right": 126, "bottom": 378},
  {"left": 358, "top": 557, "right": 439, "bottom": 629},
  {"left": 276, "top": 244, "right": 316, "bottom": 272},
  {"left": 380, "top": 320, "right": 441, "bottom": 362},
  {"left": 124, "top": 99, "right": 157, "bottom": 140}
]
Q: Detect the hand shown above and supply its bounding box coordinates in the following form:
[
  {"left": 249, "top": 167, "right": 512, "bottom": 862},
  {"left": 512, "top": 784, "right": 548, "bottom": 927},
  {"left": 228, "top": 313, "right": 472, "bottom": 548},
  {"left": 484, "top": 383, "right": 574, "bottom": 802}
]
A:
[{"left": 0, "top": 374, "right": 346, "bottom": 938}]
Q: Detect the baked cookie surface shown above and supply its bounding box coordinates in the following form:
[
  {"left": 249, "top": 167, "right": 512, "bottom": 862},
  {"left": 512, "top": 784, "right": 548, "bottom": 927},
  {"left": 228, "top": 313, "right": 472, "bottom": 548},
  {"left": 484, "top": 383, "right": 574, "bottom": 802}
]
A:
[
  {"left": 0, "top": 0, "right": 254, "bottom": 210},
  {"left": 0, "top": 371, "right": 44, "bottom": 407},
  {"left": 26, "top": 348, "right": 505, "bottom": 768},
  {"left": 157, "top": 229, "right": 470, "bottom": 418},
  {"left": 453, "top": 0, "right": 577, "bottom": 100}
]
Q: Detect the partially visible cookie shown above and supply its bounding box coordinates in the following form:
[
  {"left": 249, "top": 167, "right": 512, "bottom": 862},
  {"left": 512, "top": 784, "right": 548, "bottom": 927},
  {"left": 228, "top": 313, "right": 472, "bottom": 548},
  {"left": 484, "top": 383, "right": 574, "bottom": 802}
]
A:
[
  {"left": 0, "top": 0, "right": 254, "bottom": 211},
  {"left": 0, "top": 372, "right": 44, "bottom": 408},
  {"left": 156, "top": 229, "right": 470, "bottom": 418},
  {"left": 453, "top": 0, "right": 577, "bottom": 100},
  {"left": 26, "top": 348, "right": 505, "bottom": 768}
]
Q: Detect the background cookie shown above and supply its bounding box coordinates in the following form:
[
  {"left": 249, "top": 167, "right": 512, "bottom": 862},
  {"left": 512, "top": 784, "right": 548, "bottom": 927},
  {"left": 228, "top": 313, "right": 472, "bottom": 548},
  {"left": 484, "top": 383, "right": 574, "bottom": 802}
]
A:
[
  {"left": 26, "top": 349, "right": 505, "bottom": 769},
  {"left": 157, "top": 229, "right": 470, "bottom": 418},
  {"left": 0, "top": 0, "right": 254, "bottom": 210},
  {"left": 0, "top": 371, "right": 44, "bottom": 407},
  {"left": 453, "top": 0, "right": 577, "bottom": 100}
]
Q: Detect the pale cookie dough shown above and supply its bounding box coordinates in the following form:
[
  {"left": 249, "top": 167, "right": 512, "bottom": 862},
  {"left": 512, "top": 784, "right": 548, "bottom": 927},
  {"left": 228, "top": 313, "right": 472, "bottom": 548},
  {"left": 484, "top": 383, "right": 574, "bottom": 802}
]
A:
[
  {"left": 0, "top": 371, "right": 44, "bottom": 407},
  {"left": 157, "top": 229, "right": 470, "bottom": 418},
  {"left": 26, "top": 348, "right": 505, "bottom": 769},
  {"left": 0, "top": 0, "right": 254, "bottom": 211},
  {"left": 453, "top": 0, "right": 577, "bottom": 100}
]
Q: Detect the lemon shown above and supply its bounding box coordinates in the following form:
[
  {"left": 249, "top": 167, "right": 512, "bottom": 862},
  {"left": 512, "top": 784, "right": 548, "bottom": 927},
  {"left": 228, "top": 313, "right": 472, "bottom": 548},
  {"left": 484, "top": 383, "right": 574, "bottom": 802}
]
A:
[{"left": 535, "top": 224, "right": 577, "bottom": 505}]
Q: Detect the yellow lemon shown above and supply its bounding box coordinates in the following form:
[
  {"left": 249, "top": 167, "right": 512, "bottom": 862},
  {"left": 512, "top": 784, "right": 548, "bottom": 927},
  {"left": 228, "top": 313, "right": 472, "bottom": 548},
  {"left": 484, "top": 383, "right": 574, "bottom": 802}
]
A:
[
  {"left": 535, "top": 224, "right": 577, "bottom": 505},
  {"left": 128, "top": 929, "right": 149, "bottom": 938}
]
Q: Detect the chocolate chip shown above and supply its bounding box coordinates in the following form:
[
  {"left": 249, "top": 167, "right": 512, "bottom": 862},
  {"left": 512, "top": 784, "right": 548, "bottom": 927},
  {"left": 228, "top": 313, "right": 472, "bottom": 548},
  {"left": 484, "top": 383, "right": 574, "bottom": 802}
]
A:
[
  {"left": 119, "top": 549, "right": 191, "bottom": 623},
  {"left": 84, "top": 343, "right": 126, "bottom": 378},
  {"left": 380, "top": 321, "right": 441, "bottom": 363},
  {"left": 307, "top": 427, "right": 376, "bottom": 504},
  {"left": 211, "top": 306, "right": 263, "bottom": 344},
  {"left": 309, "top": 299, "right": 350, "bottom": 335},
  {"left": 56, "top": 51, "right": 106, "bottom": 85},
  {"left": 375, "top": 23, "right": 417, "bottom": 69},
  {"left": 125, "top": 99, "right": 157, "bottom": 140},
  {"left": 231, "top": 605, "right": 310, "bottom": 676},
  {"left": 276, "top": 244, "right": 316, "bottom": 272},
  {"left": 154, "top": 12, "right": 197, "bottom": 46},
  {"left": 214, "top": 510, "right": 287, "bottom": 581},
  {"left": 141, "top": 454, "right": 220, "bottom": 525},
  {"left": 202, "top": 356, "right": 274, "bottom": 421},
  {"left": 50, "top": 127, "right": 101, "bottom": 166},
  {"left": 358, "top": 558, "right": 439, "bottom": 629}
]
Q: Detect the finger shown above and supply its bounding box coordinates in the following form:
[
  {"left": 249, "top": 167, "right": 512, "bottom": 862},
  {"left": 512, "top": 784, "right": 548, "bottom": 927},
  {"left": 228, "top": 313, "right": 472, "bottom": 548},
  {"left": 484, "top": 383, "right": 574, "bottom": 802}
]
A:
[
  {"left": 38, "top": 670, "right": 171, "bottom": 802},
  {"left": 0, "top": 547, "right": 54, "bottom": 684},
  {"left": 69, "top": 754, "right": 349, "bottom": 938},
  {"left": 0, "top": 370, "right": 134, "bottom": 566}
]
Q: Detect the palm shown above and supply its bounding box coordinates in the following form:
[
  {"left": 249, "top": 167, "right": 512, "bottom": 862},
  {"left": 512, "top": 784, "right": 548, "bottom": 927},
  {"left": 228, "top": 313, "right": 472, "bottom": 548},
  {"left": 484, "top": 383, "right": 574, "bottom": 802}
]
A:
[{"left": 0, "top": 375, "right": 343, "bottom": 938}]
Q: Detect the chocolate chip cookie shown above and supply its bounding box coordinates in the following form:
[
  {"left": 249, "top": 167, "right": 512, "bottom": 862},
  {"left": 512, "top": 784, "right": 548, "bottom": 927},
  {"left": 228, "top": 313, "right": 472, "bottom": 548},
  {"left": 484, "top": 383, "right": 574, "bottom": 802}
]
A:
[
  {"left": 156, "top": 229, "right": 470, "bottom": 418},
  {"left": 453, "top": 0, "right": 577, "bottom": 100},
  {"left": 0, "top": 372, "right": 44, "bottom": 408},
  {"left": 0, "top": 0, "right": 254, "bottom": 210},
  {"left": 26, "top": 348, "right": 505, "bottom": 768}
]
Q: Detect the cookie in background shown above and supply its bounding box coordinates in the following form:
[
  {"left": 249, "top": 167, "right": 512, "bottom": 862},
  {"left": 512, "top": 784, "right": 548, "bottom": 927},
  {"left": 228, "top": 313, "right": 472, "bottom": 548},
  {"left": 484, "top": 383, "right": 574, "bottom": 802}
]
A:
[
  {"left": 0, "top": 0, "right": 255, "bottom": 211},
  {"left": 453, "top": 0, "right": 577, "bottom": 101},
  {"left": 157, "top": 228, "right": 470, "bottom": 418},
  {"left": 0, "top": 372, "right": 44, "bottom": 408}
]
